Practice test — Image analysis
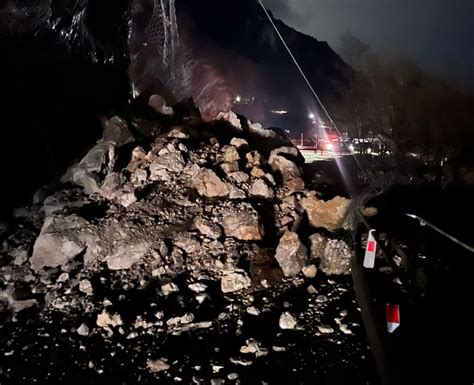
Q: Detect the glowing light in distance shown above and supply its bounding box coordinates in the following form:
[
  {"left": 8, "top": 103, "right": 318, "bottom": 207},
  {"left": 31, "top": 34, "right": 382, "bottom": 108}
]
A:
[
  {"left": 235, "top": 95, "right": 241, "bottom": 103},
  {"left": 308, "top": 113, "right": 315, "bottom": 119},
  {"left": 271, "top": 110, "right": 288, "bottom": 115}
]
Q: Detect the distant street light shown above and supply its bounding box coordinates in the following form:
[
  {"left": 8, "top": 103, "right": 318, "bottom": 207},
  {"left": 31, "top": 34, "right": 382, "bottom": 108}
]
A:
[
  {"left": 235, "top": 95, "right": 241, "bottom": 103},
  {"left": 308, "top": 113, "right": 315, "bottom": 120}
]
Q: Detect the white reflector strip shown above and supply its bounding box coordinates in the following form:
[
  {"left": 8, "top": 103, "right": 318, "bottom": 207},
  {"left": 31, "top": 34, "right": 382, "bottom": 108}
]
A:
[{"left": 363, "top": 229, "right": 377, "bottom": 268}]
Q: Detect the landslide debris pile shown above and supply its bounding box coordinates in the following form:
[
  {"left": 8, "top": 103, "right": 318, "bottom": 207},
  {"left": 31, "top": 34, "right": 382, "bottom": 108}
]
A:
[{"left": 0, "top": 98, "right": 364, "bottom": 384}]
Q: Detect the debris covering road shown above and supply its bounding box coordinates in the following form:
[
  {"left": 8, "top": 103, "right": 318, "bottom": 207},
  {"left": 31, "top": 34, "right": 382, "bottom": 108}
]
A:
[{"left": 0, "top": 102, "right": 378, "bottom": 385}]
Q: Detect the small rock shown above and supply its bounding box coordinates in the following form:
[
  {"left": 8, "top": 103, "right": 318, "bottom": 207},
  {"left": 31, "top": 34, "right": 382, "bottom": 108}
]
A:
[
  {"left": 79, "top": 279, "right": 93, "bottom": 296},
  {"left": 362, "top": 206, "right": 378, "bottom": 217},
  {"left": 147, "top": 359, "right": 170, "bottom": 373},
  {"left": 306, "top": 285, "right": 317, "bottom": 294},
  {"left": 279, "top": 312, "right": 297, "bottom": 330},
  {"left": 193, "top": 217, "right": 222, "bottom": 239},
  {"left": 316, "top": 295, "right": 328, "bottom": 303},
  {"left": 318, "top": 325, "right": 334, "bottom": 334},
  {"left": 149, "top": 94, "right": 173, "bottom": 115},
  {"left": 77, "top": 323, "right": 90, "bottom": 336},
  {"left": 339, "top": 324, "right": 352, "bottom": 335},
  {"left": 227, "top": 373, "right": 239, "bottom": 380},
  {"left": 188, "top": 283, "right": 207, "bottom": 293},
  {"left": 162, "top": 282, "right": 179, "bottom": 296},
  {"left": 302, "top": 264, "right": 317, "bottom": 279},
  {"left": 96, "top": 310, "right": 123, "bottom": 329},
  {"left": 221, "top": 272, "right": 251, "bottom": 293},
  {"left": 246, "top": 306, "right": 260, "bottom": 316}
]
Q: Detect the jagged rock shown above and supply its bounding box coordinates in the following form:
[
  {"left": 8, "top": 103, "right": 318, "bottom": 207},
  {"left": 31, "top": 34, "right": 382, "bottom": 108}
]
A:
[
  {"left": 250, "top": 167, "right": 266, "bottom": 178},
  {"left": 174, "top": 234, "right": 201, "bottom": 254},
  {"left": 309, "top": 234, "right": 352, "bottom": 275},
  {"left": 147, "top": 359, "right": 170, "bottom": 373},
  {"left": 101, "top": 172, "right": 126, "bottom": 199},
  {"left": 149, "top": 94, "right": 174, "bottom": 115},
  {"left": 193, "top": 217, "right": 222, "bottom": 239},
  {"left": 163, "top": 127, "right": 189, "bottom": 139},
  {"left": 150, "top": 152, "right": 185, "bottom": 174},
  {"left": 101, "top": 115, "right": 133, "bottom": 147},
  {"left": 76, "top": 323, "right": 90, "bottom": 336},
  {"left": 249, "top": 179, "right": 274, "bottom": 199},
  {"left": 268, "top": 154, "right": 304, "bottom": 192},
  {"left": 220, "top": 162, "right": 239, "bottom": 174},
  {"left": 220, "top": 204, "right": 263, "bottom": 240},
  {"left": 30, "top": 215, "right": 89, "bottom": 270},
  {"left": 246, "top": 151, "right": 264, "bottom": 167},
  {"left": 301, "top": 196, "right": 351, "bottom": 232},
  {"left": 274, "top": 231, "right": 308, "bottom": 277},
  {"left": 229, "top": 171, "right": 250, "bottom": 184},
  {"left": 228, "top": 185, "right": 247, "bottom": 200},
  {"left": 230, "top": 137, "right": 248, "bottom": 149},
  {"left": 79, "top": 279, "right": 93, "bottom": 296},
  {"left": 309, "top": 234, "right": 327, "bottom": 258},
  {"left": 216, "top": 111, "right": 242, "bottom": 130},
  {"left": 96, "top": 310, "right": 123, "bottom": 329},
  {"left": 221, "top": 272, "right": 251, "bottom": 293},
  {"left": 192, "top": 169, "right": 230, "bottom": 198},
  {"left": 106, "top": 243, "right": 150, "bottom": 270},
  {"left": 247, "top": 120, "right": 275, "bottom": 138},
  {"left": 220, "top": 145, "right": 240, "bottom": 163},
  {"left": 63, "top": 142, "right": 116, "bottom": 195},
  {"left": 127, "top": 146, "right": 147, "bottom": 173}
]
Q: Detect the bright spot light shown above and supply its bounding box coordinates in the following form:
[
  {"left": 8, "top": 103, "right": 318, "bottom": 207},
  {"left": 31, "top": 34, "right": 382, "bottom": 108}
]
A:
[
  {"left": 284, "top": 129, "right": 291, "bottom": 134},
  {"left": 308, "top": 113, "right": 315, "bottom": 119},
  {"left": 271, "top": 110, "right": 288, "bottom": 115},
  {"left": 349, "top": 144, "right": 354, "bottom": 152},
  {"left": 235, "top": 95, "right": 241, "bottom": 103},
  {"left": 327, "top": 144, "right": 334, "bottom": 151},
  {"left": 367, "top": 148, "right": 372, "bottom": 154}
]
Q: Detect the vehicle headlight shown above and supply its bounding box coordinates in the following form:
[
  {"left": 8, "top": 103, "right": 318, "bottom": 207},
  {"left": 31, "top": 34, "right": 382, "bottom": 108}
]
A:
[{"left": 349, "top": 144, "right": 354, "bottom": 152}]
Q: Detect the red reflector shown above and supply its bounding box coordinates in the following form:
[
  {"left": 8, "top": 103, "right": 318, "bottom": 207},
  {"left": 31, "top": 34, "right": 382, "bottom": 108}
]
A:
[
  {"left": 386, "top": 304, "right": 400, "bottom": 323},
  {"left": 367, "top": 241, "right": 376, "bottom": 252}
]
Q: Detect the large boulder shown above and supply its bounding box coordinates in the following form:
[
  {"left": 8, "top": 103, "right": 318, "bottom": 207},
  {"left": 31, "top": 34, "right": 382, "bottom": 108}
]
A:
[
  {"left": 100, "top": 116, "right": 133, "bottom": 147},
  {"left": 249, "top": 179, "right": 274, "bottom": 199},
  {"left": 220, "top": 203, "right": 264, "bottom": 241},
  {"left": 30, "top": 215, "right": 90, "bottom": 270},
  {"left": 301, "top": 196, "right": 351, "bottom": 232},
  {"left": 268, "top": 154, "right": 305, "bottom": 192},
  {"left": 274, "top": 231, "right": 308, "bottom": 277},
  {"left": 62, "top": 142, "right": 116, "bottom": 195},
  {"left": 106, "top": 243, "right": 151, "bottom": 270},
  {"left": 309, "top": 234, "right": 352, "bottom": 275},
  {"left": 192, "top": 169, "right": 230, "bottom": 198}
]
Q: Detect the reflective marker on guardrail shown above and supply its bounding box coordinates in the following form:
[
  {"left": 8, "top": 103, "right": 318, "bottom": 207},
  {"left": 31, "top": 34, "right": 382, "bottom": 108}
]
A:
[
  {"left": 386, "top": 304, "right": 400, "bottom": 333},
  {"left": 363, "top": 229, "right": 377, "bottom": 268}
]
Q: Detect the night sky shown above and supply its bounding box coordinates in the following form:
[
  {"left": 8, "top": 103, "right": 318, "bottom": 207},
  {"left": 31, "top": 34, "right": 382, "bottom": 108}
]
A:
[{"left": 265, "top": 0, "right": 474, "bottom": 91}]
